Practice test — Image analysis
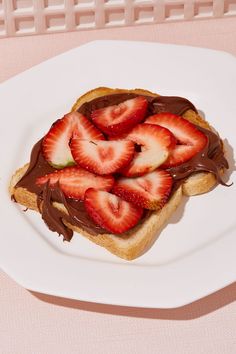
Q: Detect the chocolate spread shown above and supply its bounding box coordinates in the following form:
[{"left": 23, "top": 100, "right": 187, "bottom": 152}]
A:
[
  {"left": 78, "top": 93, "right": 197, "bottom": 118},
  {"left": 15, "top": 93, "right": 229, "bottom": 240},
  {"left": 167, "top": 125, "right": 228, "bottom": 184},
  {"left": 17, "top": 140, "right": 107, "bottom": 237}
]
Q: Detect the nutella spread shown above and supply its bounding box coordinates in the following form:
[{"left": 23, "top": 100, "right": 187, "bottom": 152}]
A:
[
  {"left": 168, "top": 125, "right": 228, "bottom": 184},
  {"left": 16, "top": 93, "right": 229, "bottom": 240},
  {"left": 78, "top": 93, "right": 197, "bottom": 118},
  {"left": 17, "top": 140, "right": 107, "bottom": 236}
]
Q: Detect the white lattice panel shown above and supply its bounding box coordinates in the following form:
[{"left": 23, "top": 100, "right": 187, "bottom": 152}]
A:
[{"left": 0, "top": 0, "right": 236, "bottom": 38}]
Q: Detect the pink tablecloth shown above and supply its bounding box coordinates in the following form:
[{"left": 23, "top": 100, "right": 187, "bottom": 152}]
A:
[{"left": 1, "top": 17, "right": 236, "bottom": 354}]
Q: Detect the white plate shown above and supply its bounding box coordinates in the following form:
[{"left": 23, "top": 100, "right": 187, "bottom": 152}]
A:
[{"left": 0, "top": 40, "right": 236, "bottom": 308}]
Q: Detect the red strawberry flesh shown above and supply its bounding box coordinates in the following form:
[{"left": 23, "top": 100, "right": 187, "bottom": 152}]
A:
[
  {"left": 36, "top": 166, "right": 114, "bottom": 200},
  {"left": 42, "top": 112, "right": 104, "bottom": 168},
  {"left": 70, "top": 138, "right": 135, "bottom": 175},
  {"left": 113, "top": 170, "right": 173, "bottom": 210},
  {"left": 145, "top": 113, "right": 207, "bottom": 167},
  {"left": 91, "top": 96, "right": 148, "bottom": 135},
  {"left": 73, "top": 112, "right": 104, "bottom": 140},
  {"left": 84, "top": 188, "right": 143, "bottom": 234},
  {"left": 120, "top": 123, "right": 176, "bottom": 177}
]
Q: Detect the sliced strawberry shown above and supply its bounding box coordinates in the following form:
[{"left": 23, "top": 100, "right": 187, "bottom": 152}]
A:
[
  {"left": 42, "top": 112, "right": 104, "bottom": 168},
  {"left": 120, "top": 124, "right": 176, "bottom": 177},
  {"left": 73, "top": 112, "right": 104, "bottom": 140},
  {"left": 113, "top": 170, "right": 173, "bottom": 210},
  {"left": 145, "top": 113, "right": 207, "bottom": 167},
  {"left": 91, "top": 96, "right": 148, "bottom": 136},
  {"left": 84, "top": 188, "right": 143, "bottom": 234},
  {"left": 42, "top": 113, "right": 75, "bottom": 168},
  {"left": 70, "top": 138, "right": 135, "bottom": 175},
  {"left": 36, "top": 166, "right": 114, "bottom": 200}
]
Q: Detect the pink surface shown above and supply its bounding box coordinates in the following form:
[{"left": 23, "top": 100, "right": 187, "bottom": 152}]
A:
[
  {"left": 1, "top": 0, "right": 234, "bottom": 38},
  {"left": 1, "top": 17, "right": 236, "bottom": 353}
]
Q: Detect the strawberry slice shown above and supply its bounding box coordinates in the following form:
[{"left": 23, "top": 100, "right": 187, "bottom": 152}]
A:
[
  {"left": 70, "top": 138, "right": 135, "bottom": 175},
  {"left": 42, "top": 112, "right": 104, "bottom": 168},
  {"left": 36, "top": 166, "right": 114, "bottom": 200},
  {"left": 84, "top": 188, "right": 143, "bottom": 234},
  {"left": 145, "top": 113, "right": 207, "bottom": 167},
  {"left": 91, "top": 96, "right": 148, "bottom": 136},
  {"left": 112, "top": 170, "right": 173, "bottom": 210},
  {"left": 120, "top": 124, "right": 176, "bottom": 177}
]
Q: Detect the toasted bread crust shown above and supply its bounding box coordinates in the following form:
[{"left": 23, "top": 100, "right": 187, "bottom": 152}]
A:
[
  {"left": 10, "top": 165, "right": 183, "bottom": 260},
  {"left": 10, "top": 87, "right": 222, "bottom": 260}
]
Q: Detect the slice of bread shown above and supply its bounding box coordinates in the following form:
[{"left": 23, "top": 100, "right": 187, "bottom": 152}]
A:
[{"left": 9, "top": 87, "right": 223, "bottom": 260}]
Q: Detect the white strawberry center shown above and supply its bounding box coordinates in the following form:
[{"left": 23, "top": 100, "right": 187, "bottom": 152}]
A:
[{"left": 52, "top": 123, "right": 75, "bottom": 166}]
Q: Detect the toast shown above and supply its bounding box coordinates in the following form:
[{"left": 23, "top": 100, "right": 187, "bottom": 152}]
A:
[{"left": 9, "top": 87, "right": 228, "bottom": 260}]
